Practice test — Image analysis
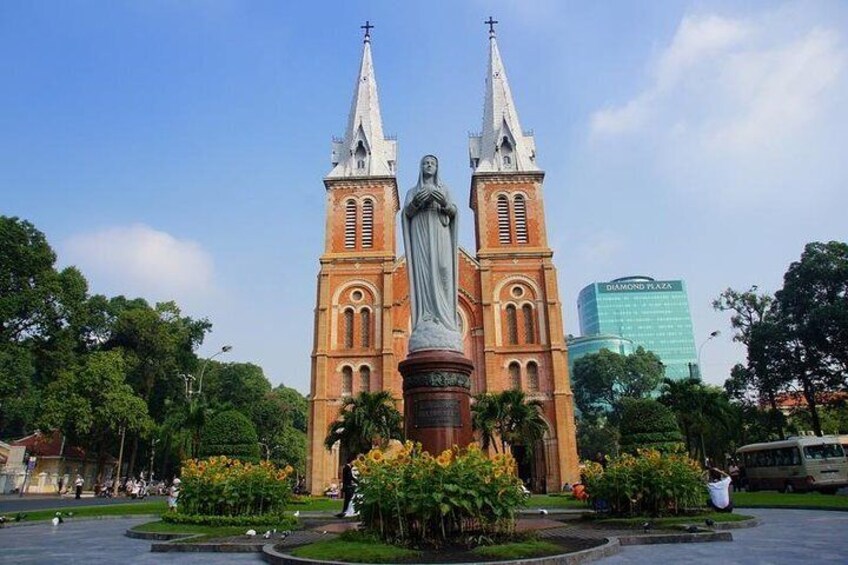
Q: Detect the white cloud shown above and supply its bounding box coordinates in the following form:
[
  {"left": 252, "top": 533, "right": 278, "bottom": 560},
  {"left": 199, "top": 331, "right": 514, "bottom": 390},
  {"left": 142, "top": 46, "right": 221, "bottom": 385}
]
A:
[
  {"left": 587, "top": 10, "right": 847, "bottom": 207},
  {"left": 63, "top": 224, "right": 217, "bottom": 304}
]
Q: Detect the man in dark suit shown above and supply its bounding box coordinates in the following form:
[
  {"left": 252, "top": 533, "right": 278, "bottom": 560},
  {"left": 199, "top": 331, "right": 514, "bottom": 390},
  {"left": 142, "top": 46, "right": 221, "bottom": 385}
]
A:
[{"left": 336, "top": 456, "right": 358, "bottom": 518}]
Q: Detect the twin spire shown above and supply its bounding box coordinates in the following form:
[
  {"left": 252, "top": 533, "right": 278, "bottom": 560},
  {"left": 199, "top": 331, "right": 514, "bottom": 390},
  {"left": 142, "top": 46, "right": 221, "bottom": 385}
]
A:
[{"left": 328, "top": 20, "right": 537, "bottom": 180}]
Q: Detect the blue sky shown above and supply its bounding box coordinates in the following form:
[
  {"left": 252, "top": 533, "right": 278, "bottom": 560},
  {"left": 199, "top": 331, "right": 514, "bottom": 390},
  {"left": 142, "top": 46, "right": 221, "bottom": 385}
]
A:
[{"left": 3, "top": 1, "right": 847, "bottom": 393}]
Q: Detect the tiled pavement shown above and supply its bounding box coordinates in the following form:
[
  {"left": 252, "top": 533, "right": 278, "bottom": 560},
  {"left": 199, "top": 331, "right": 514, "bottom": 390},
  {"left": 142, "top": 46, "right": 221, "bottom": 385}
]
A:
[{"left": 0, "top": 508, "right": 846, "bottom": 564}]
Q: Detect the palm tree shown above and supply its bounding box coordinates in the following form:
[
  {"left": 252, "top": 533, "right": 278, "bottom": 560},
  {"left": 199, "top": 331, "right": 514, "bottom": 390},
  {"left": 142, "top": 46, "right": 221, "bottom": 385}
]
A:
[
  {"left": 324, "top": 391, "right": 404, "bottom": 458},
  {"left": 472, "top": 389, "right": 549, "bottom": 457},
  {"left": 660, "top": 377, "right": 736, "bottom": 464}
]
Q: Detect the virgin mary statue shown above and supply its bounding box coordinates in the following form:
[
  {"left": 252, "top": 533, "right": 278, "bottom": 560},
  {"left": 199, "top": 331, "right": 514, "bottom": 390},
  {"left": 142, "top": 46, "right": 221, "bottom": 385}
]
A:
[{"left": 402, "top": 155, "right": 463, "bottom": 353}]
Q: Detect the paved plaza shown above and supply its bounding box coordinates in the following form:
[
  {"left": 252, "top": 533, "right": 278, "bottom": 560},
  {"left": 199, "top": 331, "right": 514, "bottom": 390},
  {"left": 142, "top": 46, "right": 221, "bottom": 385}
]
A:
[{"left": 0, "top": 508, "right": 845, "bottom": 564}]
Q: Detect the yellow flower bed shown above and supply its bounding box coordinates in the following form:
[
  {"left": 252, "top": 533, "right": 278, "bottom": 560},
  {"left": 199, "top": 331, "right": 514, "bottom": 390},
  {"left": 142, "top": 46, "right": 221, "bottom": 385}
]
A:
[
  {"left": 178, "top": 456, "right": 294, "bottom": 517},
  {"left": 582, "top": 448, "right": 705, "bottom": 516},
  {"left": 354, "top": 442, "right": 526, "bottom": 545}
]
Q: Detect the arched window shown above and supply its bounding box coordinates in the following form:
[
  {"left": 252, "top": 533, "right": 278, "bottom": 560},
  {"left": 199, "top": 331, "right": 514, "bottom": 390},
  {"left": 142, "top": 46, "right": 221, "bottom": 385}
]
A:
[
  {"left": 344, "top": 200, "right": 357, "bottom": 249},
  {"left": 527, "top": 361, "right": 539, "bottom": 393},
  {"left": 497, "top": 195, "right": 511, "bottom": 245},
  {"left": 514, "top": 194, "right": 528, "bottom": 244},
  {"left": 522, "top": 304, "right": 535, "bottom": 344},
  {"left": 505, "top": 304, "right": 518, "bottom": 345},
  {"left": 359, "top": 366, "right": 371, "bottom": 393},
  {"left": 361, "top": 199, "right": 374, "bottom": 248},
  {"left": 360, "top": 309, "right": 371, "bottom": 348},
  {"left": 509, "top": 362, "right": 521, "bottom": 390},
  {"left": 341, "top": 367, "right": 353, "bottom": 395},
  {"left": 343, "top": 308, "right": 354, "bottom": 349}
]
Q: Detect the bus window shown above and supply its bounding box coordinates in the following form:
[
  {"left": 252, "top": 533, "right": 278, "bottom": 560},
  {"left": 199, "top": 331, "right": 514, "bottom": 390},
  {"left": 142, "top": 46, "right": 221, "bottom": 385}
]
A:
[{"left": 804, "top": 444, "right": 845, "bottom": 460}]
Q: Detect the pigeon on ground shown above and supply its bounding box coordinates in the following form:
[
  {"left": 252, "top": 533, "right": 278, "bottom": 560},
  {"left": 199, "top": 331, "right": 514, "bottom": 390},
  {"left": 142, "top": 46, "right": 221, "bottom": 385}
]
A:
[
  {"left": 642, "top": 521, "right": 652, "bottom": 533},
  {"left": 51, "top": 517, "right": 60, "bottom": 526},
  {"left": 263, "top": 531, "right": 271, "bottom": 539},
  {"left": 538, "top": 508, "right": 548, "bottom": 516},
  {"left": 54, "top": 512, "right": 64, "bottom": 524},
  {"left": 293, "top": 510, "right": 300, "bottom": 518},
  {"left": 685, "top": 525, "right": 699, "bottom": 533},
  {"left": 705, "top": 518, "right": 716, "bottom": 527},
  {"left": 246, "top": 529, "right": 257, "bottom": 537}
]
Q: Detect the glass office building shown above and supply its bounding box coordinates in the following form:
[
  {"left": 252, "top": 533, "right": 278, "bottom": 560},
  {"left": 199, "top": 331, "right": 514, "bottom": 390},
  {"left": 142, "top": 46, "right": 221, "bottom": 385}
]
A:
[
  {"left": 566, "top": 334, "right": 636, "bottom": 375},
  {"left": 576, "top": 276, "right": 698, "bottom": 380}
]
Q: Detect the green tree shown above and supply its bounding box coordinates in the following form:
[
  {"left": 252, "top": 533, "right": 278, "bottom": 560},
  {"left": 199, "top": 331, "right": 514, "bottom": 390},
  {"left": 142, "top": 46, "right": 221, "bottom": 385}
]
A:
[
  {"left": 471, "top": 389, "right": 549, "bottom": 460},
  {"left": 39, "top": 351, "right": 151, "bottom": 480},
  {"left": 324, "top": 391, "right": 403, "bottom": 458},
  {"left": 773, "top": 241, "right": 848, "bottom": 435},
  {"left": 659, "top": 377, "right": 738, "bottom": 464},
  {"left": 572, "top": 347, "right": 664, "bottom": 421},
  {"left": 714, "top": 286, "right": 786, "bottom": 438},
  {"left": 202, "top": 361, "right": 271, "bottom": 413},
  {"left": 618, "top": 398, "right": 683, "bottom": 454},
  {"left": 200, "top": 409, "right": 260, "bottom": 463}
]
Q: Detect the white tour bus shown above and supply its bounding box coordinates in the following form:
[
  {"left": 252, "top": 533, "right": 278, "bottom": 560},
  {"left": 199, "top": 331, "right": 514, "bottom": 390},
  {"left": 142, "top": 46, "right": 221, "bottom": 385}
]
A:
[{"left": 737, "top": 435, "right": 848, "bottom": 494}]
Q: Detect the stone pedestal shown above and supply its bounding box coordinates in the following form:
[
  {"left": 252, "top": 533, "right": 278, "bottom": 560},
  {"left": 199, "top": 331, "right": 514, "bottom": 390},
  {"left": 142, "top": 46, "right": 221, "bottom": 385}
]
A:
[{"left": 399, "top": 350, "right": 474, "bottom": 455}]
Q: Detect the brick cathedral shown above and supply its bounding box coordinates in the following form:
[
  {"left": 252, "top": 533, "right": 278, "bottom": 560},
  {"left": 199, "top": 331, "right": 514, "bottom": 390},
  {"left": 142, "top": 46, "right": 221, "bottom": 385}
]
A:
[{"left": 306, "top": 26, "right": 579, "bottom": 494}]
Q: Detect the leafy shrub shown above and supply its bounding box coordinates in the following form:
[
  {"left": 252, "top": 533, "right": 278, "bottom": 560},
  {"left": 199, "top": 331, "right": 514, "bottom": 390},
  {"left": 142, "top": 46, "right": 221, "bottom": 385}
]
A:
[
  {"left": 618, "top": 399, "right": 683, "bottom": 454},
  {"left": 177, "top": 456, "right": 293, "bottom": 517},
  {"left": 582, "top": 449, "right": 705, "bottom": 516},
  {"left": 162, "top": 512, "right": 297, "bottom": 528},
  {"left": 354, "top": 442, "right": 526, "bottom": 546},
  {"left": 200, "top": 409, "right": 261, "bottom": 462}
]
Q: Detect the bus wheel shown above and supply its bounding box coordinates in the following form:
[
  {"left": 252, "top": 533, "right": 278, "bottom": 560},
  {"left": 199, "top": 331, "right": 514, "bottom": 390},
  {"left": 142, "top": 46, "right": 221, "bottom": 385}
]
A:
[{"left": 784, "top": 482, "right": 795, "bottom": 494}]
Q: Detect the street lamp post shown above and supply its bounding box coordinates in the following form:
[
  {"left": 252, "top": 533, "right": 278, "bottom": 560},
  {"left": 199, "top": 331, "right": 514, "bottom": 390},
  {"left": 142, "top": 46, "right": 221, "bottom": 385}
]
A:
[
  {"left": 197, "top": 345, "right": 232, "bottom": 396},
  {"left": 697, "top": 330, "right": 721, "bottom": 380}
]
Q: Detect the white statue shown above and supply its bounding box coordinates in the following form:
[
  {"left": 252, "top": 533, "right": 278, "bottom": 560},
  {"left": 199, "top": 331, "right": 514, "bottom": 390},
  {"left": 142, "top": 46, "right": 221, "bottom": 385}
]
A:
[{"left": 401, "top": 155, "right": 463, "bottom": 352}]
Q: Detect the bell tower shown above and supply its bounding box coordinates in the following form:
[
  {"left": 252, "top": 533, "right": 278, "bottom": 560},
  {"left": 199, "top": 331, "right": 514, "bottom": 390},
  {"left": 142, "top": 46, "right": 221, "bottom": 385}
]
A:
[
  {"left": 469, "top": 22, "right": 580, "bottom": 488},
  {"left": 306, "top": 26, "right": 400, "bottom": 494}
]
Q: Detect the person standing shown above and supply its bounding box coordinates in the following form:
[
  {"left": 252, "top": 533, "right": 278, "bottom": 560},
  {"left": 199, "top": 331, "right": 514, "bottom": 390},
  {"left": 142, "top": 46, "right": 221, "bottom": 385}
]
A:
[
  {"left": 336, "top": 458, "right": 357, "bottom": 518},
  {"left": 74, "top": 474, "right": 84, "bottom": 500},
  {"left": 167, "top": 478, "right": 180, "bottom": 512},
  {"left": 57, "top": 476, "right": 64, "bottom": 497}
]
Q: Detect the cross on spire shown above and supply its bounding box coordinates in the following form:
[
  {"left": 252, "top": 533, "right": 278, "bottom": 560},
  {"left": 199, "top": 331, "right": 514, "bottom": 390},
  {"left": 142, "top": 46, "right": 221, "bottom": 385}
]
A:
[
  {"left": 361, "top": 20, "right": 374, "bottom": 42},
  {"left": 484, "top": 16, "right": 498, "bottom": 37}
]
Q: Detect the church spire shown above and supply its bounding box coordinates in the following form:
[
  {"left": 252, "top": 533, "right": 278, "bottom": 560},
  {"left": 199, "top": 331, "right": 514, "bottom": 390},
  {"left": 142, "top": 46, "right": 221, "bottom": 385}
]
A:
[
  {"left": 328, "top": 24, "right": 396, "bottom": 179},
  {"left": 469, "top": 21, "right": 538, "bottom": 173}
]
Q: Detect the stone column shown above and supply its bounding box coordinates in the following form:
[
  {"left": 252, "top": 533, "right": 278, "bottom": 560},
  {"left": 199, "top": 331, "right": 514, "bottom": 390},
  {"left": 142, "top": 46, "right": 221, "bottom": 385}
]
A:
[{"left": 399, "top": 350, "right": 474, "bottom": 455}]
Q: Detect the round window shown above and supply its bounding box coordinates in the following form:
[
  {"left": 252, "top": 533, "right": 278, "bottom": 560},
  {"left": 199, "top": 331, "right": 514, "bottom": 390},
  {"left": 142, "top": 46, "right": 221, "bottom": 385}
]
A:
[
  {"left": 511, "top": 285, "right": 525, "bottom": 298},
  {"left": 351, "top": 290, "right": 364, "bottom": 302}
]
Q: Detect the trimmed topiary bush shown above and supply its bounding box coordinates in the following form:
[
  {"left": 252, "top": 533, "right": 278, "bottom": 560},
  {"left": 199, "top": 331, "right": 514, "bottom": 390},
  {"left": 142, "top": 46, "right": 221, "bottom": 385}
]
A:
[
  {"left": 199, "top": 409, "right": 261, "bottom": 462},
  {"left": 618, "top": 398, "right": 683, "bottom": 454}
]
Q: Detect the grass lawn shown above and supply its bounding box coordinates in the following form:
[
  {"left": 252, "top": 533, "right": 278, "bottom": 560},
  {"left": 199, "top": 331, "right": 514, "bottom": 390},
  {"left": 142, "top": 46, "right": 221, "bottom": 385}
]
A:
[
  {"left": 471, "top": 540, "right": 563, "bottom": 560},
  {"left": 593, "top": 512, "right": 752, "bottom": 528},
  {"left": 527, "top": 494, "right": 586, "bottom": 509},
  {"left": 287, "top": 496, "right": 344, "bottom": 512},
  {"left": 131, "top": 520, "right": 248, "bottom": 541},
  {"left": 291, "top": 539, "right": 421, "bottom": 563},
  {"left": 5, "top": 500, "right": 167, "bottom": 522},
  {"left": 734, "top": 491, "right": 848, "bottom": 509}
]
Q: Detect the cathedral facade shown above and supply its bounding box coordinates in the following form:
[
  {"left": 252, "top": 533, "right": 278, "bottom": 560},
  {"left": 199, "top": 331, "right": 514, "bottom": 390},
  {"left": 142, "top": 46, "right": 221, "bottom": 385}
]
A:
[{"left": 306, "top": 28, "right": 579, "bottom": 494}]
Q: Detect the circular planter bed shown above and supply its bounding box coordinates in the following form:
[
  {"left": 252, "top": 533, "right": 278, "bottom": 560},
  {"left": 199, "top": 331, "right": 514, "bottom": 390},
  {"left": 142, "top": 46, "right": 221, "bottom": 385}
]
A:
[{"left": 261, "top": 531, "right": 617, "bottom": 564}]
